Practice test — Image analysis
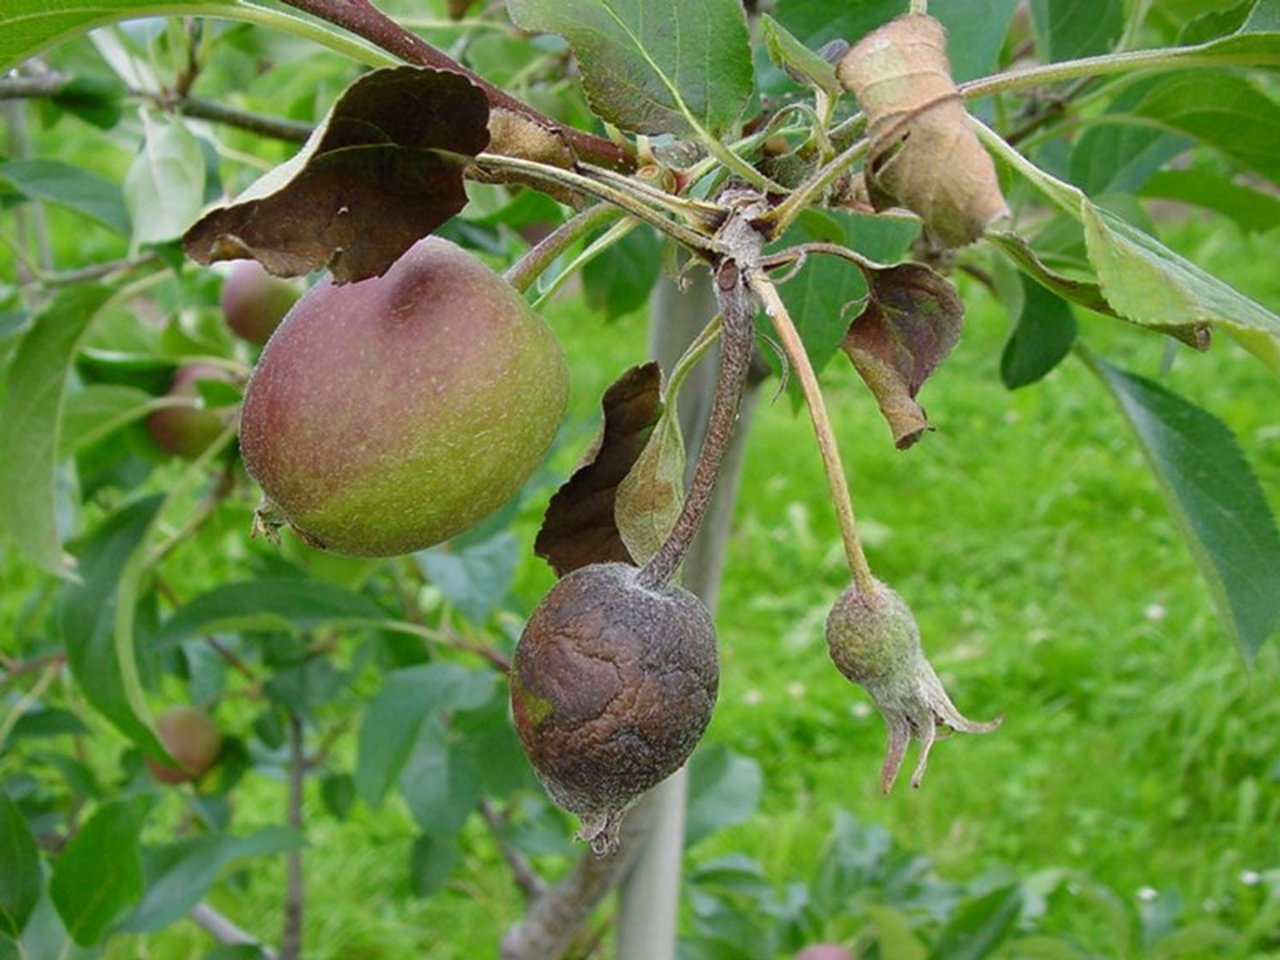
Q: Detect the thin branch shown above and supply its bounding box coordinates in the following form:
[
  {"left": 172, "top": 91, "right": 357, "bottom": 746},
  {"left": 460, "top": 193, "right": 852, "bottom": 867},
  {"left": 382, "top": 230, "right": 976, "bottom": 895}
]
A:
[
  {"left": 190, "top": 903, "right": 279, "bottom": 959},
  {"left": 0, "top": 73, "right": 313, "bottom": 143},
  {"left": 479, "top": 799, "right": 548, "bottom": 902},
  {"left": 277, "top": 0, "right": 633, "bottom": 170},
  {"left": 500, "top": 805, "right": 650, "bottom": 960},
  {"left": 281, "top": 711, "right": 306, "bottom": 960}
]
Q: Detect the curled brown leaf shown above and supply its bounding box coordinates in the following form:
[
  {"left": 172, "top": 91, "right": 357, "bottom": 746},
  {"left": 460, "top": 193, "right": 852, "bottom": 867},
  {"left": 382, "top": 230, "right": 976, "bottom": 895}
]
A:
[
  {"left": 841, "top": 262, "right": 963, "bottom": 449},
  {"left": 838, "top": 14, "right": 1008, "bottom": 247},
  {"left": 184, "top": 66, "right": 489, "bottom": 283},
  {"left": 534, "top": 363, "right": 664, "bottom": 576}
]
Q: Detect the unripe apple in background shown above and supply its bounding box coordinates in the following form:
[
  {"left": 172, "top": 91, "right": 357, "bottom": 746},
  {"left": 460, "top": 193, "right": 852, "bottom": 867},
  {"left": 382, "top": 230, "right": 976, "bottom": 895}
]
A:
[
  {"left": 146, "top": 364, "right": 235, "bottom": 460},
  {"left": 220, "top": 260, "right": 300, "bottom": 345},
  {"left": 146, "top": 706, "right": 222, "bottom": 784},
  {"left": 239, "top": 236, "right": 569, "bottom": 556},
  {"left": 795, "top": 946, "right": 854, "bottom": 960}
]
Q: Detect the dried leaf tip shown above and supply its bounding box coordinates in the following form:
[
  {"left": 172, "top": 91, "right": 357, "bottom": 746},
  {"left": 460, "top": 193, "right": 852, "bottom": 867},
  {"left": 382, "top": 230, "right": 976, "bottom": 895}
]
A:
[
  {"left": 837, "top": 14, "right": 1009, "bottom": 247},
  {"left": 825, "top": 577, "right": 1001, "bottom": 792}
]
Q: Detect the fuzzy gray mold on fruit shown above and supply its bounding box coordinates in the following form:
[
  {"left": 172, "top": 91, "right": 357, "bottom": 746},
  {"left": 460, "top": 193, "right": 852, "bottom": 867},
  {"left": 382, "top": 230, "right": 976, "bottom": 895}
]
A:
[
  {"left": 826, "top": 577, "right": 1000, "bottom": 792},
  {"left": 510, "top": 562, "right": 718, "bottom": 854}
]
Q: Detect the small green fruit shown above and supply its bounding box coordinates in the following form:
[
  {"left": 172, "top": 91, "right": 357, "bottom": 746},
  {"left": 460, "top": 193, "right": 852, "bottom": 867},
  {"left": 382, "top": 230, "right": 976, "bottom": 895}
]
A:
[
  {"left": 220, "top": 260, "right": 300, "bottom": 344},
  {"left": 511, "top": 562, "right": 718, "bottom": 853},
  {"left": 826, "top": 577, "right": 1000, "bottom": 792},
  {"left": 146, "top": 364, "right": 234, "bottom": 460},
  {"left": 147, "top": 706, "right": 222, "bottom": 784},
  {"left": 239, "top": 236, "right": 569, "bottom": 556}
]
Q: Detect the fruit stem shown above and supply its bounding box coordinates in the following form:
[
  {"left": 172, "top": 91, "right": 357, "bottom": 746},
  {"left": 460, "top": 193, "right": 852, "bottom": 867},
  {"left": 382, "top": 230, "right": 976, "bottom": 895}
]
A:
[
  {"left": 747, "top": 273, "right": 875, "bottom": 594},
  {"left": 639, "top": 261, "right": 754, "bottom": 589},
  {"left": 505, "top": 204, "right": 624, "bottom": 294}
]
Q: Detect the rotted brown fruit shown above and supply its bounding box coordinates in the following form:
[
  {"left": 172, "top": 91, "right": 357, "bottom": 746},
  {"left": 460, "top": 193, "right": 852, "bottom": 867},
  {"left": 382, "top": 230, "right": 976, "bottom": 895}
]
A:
[
  {"left": 511, "top": 562, "right": 719, "bottom": 854},
  {"left": 220, "top": 260, "right": 300, "bottom": 344},
  {"left": 239, "top": 236, "right": 569, "bottom": 556},
  {"left": 146, "top": 364, "right": 235, "bottom": 460},
  {"left": 146, "top": 706, "right": 222, "bottom": 784},
  {"left": 826, "top": 576, "right": 1000, "bottom": 792}
]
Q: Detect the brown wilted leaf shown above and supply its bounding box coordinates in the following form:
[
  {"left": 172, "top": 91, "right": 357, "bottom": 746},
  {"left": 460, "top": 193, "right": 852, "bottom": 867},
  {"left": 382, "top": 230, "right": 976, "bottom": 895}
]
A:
[
  {"left": 184, "top": 67, "right": 489, "bottom": 283},
  {"left": 535, "top": 363, "right": 664, "bottom": 576},
  {"left": 837, "top": 14, "right": 1008, "bottom": 247},
  {"left": 841, "top": 262, "right": 963, "bottom": 448}
]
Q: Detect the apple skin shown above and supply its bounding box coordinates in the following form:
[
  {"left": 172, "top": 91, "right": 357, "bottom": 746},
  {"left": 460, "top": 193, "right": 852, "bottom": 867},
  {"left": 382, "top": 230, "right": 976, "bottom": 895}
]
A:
[
  {"left": 239, "top": 236, "right": 569, "bottom": 557},
  {"left": 220, "top": 260, "right": 300, "bottom": 344},
  {"left": 146, "top": 364, "right": 234, "bottom": 460},
  {"left": 146, "top": 707, "right": 222, "bottom": 785}
]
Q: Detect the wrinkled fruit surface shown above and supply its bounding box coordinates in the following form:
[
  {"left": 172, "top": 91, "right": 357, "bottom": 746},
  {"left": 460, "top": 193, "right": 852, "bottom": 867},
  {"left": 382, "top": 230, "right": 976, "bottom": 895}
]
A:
[
  {"left": 826, "top": 577, "right": 1000, "bottom": 792},
  {"left": 147, "top": 364, "right": 234, "bottom": 460},
  {"left": 147, "top": 706, "right": 222, "bottom": 784},
  {"left": 511, "top": 562, "right": 718, "bottom": 853},
  {"left": 240, "top": 236, "right": 568, "bottom": 556},
  {"left": 221, "top": 259, "right": 300, "bottom": 344}
]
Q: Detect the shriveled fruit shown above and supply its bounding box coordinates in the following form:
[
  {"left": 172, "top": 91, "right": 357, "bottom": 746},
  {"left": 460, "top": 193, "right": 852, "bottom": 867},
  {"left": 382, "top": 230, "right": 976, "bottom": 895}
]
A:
[
  {"left": 146, "top": 706, "right": 222, "bottom": 784},
  {"left": 147, "top": 364, "right": 235, "bottom": 460},
  {"left": 220, "top": 260, "right": 299, "bottom": 344},
  {"left": 239, "top": 236, "right": 569, "bottom": 556},
  {"left": 511, "top": 562, "right": 718, "bottom": 854},
  {"left": 826, "top": 577, "right": 1000, "bottom": 792}
]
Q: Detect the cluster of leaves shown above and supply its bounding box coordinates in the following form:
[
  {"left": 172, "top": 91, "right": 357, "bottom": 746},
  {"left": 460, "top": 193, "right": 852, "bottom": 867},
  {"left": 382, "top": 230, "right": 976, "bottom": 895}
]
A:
[
  {"left": 684, "top": 812, "right": 1280, "bottom": 960},
  {"left": 1, "top": 0, "right": 1279, "bottom": 956}
]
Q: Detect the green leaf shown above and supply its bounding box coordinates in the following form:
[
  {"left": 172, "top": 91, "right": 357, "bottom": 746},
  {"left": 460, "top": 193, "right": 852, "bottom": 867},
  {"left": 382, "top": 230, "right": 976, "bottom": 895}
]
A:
[
  {"left": 1088, "top": 356, "right": 1280, "bottom": 658},
  {"left": 0, "top": 160, "right": 129, "bottom": 235},
  {"left": 1030, "top": 0, "right": 1124, "bottom": 60},
  {"left": 615, "top": 400, "right": 685, "bottom": 566},
  {"left": 57, "top": 496, "right": 166, "bottom": 752},
  {"left": 1140, "top": 167, "right": 1280, "bottom": 235},
  {"left": 759, "top": 13, "right": 841, "bottom": 97},
  {"left": 581, "top": 226, "right": 663, "bottom": 321},
  {"left": 0, "top": 793, "right": 42, "bottom": 938},
  {"left": 400, "top": 716, "right": 483, "bottom": 838},
  {"left": 50, "top": 76, "right": 126, "bottom": 130},
  {"left": 0, "top": 0, "right": 245, "bottom": 72},
  {"left": 0, "top": 283, "right": 114, "bottom": 576},
  {"left": 124, "top": 112, "right": 206, "bottom": 251},
  {"left": 355, "top": 663, "right": 495, "bottom": 809},
  {"left": 1095, "top": 73, "right": 1280, "bottom": 182},
  {"left": 1081, "top": 202, "right": 1280, "bottom": 370},
  {"left": 866, "top": 905, "right": 928, "bottom": 960},
  {"left": 1001, "top": 273, "right": 1077, "bottom": 389},
  {"left": 684, "top": 745, "right": 763, "bottom": 847},
  {"left": 416, "top": 531, "right": 520, "bottom": 624},
  {"left": 928, "top": 883, "right": 1023, "bottom": 960},
  {"left": 320, "top": 773, "right": 356, "bottom": 820},
  {"left": 506, "top": 0, "right": 754, "bottom": 137},
  {"left": 153, "top": 578, "right": 385, "bottom": 648},
  {"left": 49, "top": 799, "right": 147, "bottom": 947},
  {"left": 775, "top": 0, "right": 1021, "bottom": 82},
  {"left": 59, "top": 385, "right": 157, "bottom": 456},
  {"left": 123, "top": 828, "right": 303, "bottom": 933},
  {"left": 408, "top": 832, "right": 461, "bottom": 899}
]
